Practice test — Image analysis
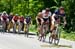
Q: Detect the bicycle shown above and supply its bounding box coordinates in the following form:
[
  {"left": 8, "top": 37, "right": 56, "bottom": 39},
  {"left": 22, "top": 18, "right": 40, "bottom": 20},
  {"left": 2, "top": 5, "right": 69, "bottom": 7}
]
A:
[
  {"left": 49, "top": 22, "right": 63, "bottom": 45},
  {"left": 24, "top": 23, "right": 29, "bottom": 37},
  {"left": 38, "top": 22, "right": 49, "bottom": 42}
]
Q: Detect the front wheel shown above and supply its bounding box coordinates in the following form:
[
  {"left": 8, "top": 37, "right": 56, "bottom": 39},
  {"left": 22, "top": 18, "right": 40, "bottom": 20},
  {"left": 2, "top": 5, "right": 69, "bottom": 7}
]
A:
[
  {"left": 49, "top": 36, "right": 53, "bottom": 44},
  {"left": 24, "top": 24, "right": 29, "bottom": 37},
  {"left": 54, "top": 36, "right": 59, "bottom": 45},
  {"left": 54, "top": 27, "right": 60, "bottom": 45}
]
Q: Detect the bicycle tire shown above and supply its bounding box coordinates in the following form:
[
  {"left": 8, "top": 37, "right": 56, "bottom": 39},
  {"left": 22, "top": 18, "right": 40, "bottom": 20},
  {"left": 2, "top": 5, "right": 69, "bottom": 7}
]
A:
[{"left": 54, "top": 27, "right": 60, "bottom": 45}]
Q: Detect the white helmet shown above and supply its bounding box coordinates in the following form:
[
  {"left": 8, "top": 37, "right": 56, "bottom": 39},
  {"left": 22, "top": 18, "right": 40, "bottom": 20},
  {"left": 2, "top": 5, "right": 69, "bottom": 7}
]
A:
[{"left": 3, "top": 11, "right": 7, "bottom": 14}]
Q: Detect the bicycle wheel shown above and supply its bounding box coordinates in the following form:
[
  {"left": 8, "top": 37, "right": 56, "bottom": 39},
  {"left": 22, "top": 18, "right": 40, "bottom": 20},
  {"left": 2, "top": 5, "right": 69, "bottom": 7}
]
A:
[
  {"left": 42, "top": 25, "right": 46, "bottom": 42},
  {"left": 54, "top": 27, "right": 60, "bottom": 45},
  {"left": 49, "top": 30, "right": 55, "bottom": 44},
  {"left": 49, "top": 35, "right": 53, "bottom": 44},
  {"left": 24, "top": 24, "right": 29, "bottom": 37}
]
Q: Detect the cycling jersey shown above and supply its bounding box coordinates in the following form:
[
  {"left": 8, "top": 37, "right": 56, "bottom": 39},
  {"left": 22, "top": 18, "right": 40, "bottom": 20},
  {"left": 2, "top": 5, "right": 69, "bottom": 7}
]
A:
[
  {"left": 13, "top": 16, "right": 19, "bottom": 22},
  {"left": 26, "top": 17, "right": 31, "bottom": 24},
  {"left": 42, "top": 10, "right": 51, "bottom": 22},
  {"left": 2, "top": 15, "right": 8, "bottom": 21},
  {"left": 8, "top": 15, "right": 13, "bottom": 21},
  {"left": 19, "top": 17, "right": 24, "bottom": 23},
  {"left": 54, "top": 9, "right": 65, "bottom": 20}
]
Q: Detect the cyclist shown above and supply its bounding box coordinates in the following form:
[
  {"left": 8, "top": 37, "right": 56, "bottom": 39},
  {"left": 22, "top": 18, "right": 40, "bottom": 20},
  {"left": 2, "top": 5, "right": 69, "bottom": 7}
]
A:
[
  {"left": 42, "top": 8, "right": 52, "bottom": 38},
  {"left": 25, "top": 16, "right": 31, "bottom": 25},
  {"left": 36, "top": 12, "right": 43, "bottom": 40},
  {"left": 24, "top": 16, "right": 31, "bottom": 35},
  {"left": 18, "top": 15, "right": 24, "bottom": 32},
  {"left": 1, "top": 11, "right": 9, "bottom": 32},
  {"left": 7, "top": 13, "right": 14, "bottom": 32},
  {"left": 12, "top": 14, "right": 19, "bottom": 33},
  {"left": 51, "top": 6, "right": 67, "bottom": 32}
]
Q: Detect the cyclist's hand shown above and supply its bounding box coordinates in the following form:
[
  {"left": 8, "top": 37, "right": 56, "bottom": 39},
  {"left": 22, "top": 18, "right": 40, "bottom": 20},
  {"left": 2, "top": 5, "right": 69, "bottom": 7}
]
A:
[
  {"left": 7, "top": 19, "right": 9, "bottom": 22},
  {"left": 64, "top": 21, "right": 67, "bottom": 26},
  {"left": 63, "top": 21, "right": 67, "bottom": 28}
]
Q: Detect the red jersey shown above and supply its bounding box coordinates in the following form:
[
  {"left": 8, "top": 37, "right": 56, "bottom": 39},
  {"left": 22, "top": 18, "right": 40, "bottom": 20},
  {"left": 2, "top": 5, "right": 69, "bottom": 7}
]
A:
[
  {"left": 13, "top": 16, "right": 19, "bottom": 22},
  {"left": 19, "top": 17, "right": 24, "bottom": 22},
  {"left": 2, "top": 15, "right": 8, "bottom": 21}
]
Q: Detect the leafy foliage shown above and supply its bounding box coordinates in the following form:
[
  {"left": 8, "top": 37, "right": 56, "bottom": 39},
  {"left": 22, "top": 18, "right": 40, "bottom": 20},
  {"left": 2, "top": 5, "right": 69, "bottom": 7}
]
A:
[{"left": 0, "top": 0, "right": 75, "bottom": 33}]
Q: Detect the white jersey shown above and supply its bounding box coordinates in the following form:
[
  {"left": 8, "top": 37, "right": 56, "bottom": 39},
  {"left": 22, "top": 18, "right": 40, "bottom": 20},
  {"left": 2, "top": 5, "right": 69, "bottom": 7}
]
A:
[{"left": 42, "top": 10, "right": 52, "bottom": 18}]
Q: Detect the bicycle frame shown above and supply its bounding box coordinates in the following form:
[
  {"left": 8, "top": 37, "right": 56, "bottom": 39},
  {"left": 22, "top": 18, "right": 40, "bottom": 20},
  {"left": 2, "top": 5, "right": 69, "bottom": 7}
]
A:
[
  {"left": 24, "top": 23, "right": 29, "bottom": 37},
  {"left": 49, "top": 22, "right": 62, "bottom": 45}
]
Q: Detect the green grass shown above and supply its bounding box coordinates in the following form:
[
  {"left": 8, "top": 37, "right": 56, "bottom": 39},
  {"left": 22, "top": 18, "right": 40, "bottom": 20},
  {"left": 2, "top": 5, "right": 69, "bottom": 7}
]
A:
[
  {"left": 29, "top": 25, "right": 37, "bottom": 32},
  {"left": 61, "top": 32, "right": 75, "bottom": 41},
  {"left": 60, "top": 27, "right": 75, "bottom": 41}
]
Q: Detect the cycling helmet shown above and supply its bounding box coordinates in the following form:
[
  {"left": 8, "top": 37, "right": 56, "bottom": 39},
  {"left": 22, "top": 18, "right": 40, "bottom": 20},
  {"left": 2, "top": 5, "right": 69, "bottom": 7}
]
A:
[
  {"left": 59, "top": 6, "right": 64, "bottom": 10},
  {"left": 46, "top": 8, "right": 50, "bottom": 12},
  {"left": 3, "top": 11, "right": 7, "bottom": 14},
  {"left": 15, "top": 14, "right": 19, "bottom": 16},
  {"left": 10, "top": 13, "right": 13, "bottom": 15}
]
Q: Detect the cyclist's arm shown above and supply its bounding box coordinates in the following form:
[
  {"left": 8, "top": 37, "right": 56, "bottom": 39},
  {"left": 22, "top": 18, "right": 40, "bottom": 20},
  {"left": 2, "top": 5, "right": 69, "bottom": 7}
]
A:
[
  {"left": 63, "top": 16, "right": 67, "bottom": 25},
  {"left": 36, "top": 17, "right": 39, "bottom": 25},
  {"left": 1, "top": 16, "right": 3, "bottom": 21},
  {"left": 51, "top": 13, "right": 56, "bottom": 25},
  {"left": 24, "top": 19, "right": 27, "bottom": 24},
  {"left": 12, "top": 16, "right": 15, "bottom": 23}
]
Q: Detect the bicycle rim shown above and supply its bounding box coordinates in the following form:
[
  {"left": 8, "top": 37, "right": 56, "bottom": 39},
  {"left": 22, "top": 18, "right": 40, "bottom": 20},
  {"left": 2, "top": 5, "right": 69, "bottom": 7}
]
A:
[{"left": 54, "top": 28, "right": 60, "bottom": 45}]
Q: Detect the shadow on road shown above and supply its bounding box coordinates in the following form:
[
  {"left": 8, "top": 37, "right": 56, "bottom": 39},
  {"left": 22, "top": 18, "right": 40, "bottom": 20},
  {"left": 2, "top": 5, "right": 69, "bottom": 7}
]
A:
[
  {"left": 40, "top": 44, "right": 72, "bottom": 48},
  {"left": 2, "top": 31, "right": 36, "bottom": 35}
]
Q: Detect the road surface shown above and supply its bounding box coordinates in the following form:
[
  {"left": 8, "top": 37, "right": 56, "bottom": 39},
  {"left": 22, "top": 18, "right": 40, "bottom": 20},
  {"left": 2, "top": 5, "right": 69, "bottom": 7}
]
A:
[{"left": 0, "top": 32, "right": 74, "bottom": 49}]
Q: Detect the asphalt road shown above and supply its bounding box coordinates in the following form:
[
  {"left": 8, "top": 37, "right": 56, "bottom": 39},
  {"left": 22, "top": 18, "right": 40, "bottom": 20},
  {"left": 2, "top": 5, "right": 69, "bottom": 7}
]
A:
[{"left": 0, "top": 32, "right": 74, "bottom": 49}]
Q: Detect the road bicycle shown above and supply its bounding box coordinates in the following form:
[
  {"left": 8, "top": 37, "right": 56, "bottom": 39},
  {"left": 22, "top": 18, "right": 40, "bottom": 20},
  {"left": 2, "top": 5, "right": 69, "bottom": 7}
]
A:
[{"left": 49, "top": 23, "right": 63, "bottom": 45}]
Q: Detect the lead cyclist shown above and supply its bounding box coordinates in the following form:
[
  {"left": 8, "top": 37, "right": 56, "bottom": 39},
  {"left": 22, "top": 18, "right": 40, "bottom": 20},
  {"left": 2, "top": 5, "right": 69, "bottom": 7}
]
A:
[{"left": 50, "top": 6, "right": 67, "bottom": 32}]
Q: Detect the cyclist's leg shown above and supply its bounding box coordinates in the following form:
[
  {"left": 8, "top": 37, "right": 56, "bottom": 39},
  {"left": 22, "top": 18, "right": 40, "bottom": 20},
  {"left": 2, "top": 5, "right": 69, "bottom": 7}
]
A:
[
  {"left": 50, "top": 23, "right": 55, "bottom": 33},
  {"left": 26, "top": 24, "right": 29, "bottom": 33},
  {"left": 38, "top": 24, "right": 43, "bottom": 40},
  {"left": 24, "top": 24, "right": 26, "bottom": 33},
  {"left": 55, "top": 19, "right": 60, "bottom": 39},
  {"left": 3, "top": 21, "right": 6, "bottom": 32},
  {"left": 7, "top": 21, "right": 10, "bottom": 32},
  {"left": 22, "top": 22, "right": 24, "bottom": 31},
  {"left": 10, "top": 22, "right": 13, "bottom": 29},
  {"left": 18, "top": 22, "right": 21, "bottom": 32},
  {"left": 13, "top": 22, "right": 16, "bottom": 33}
]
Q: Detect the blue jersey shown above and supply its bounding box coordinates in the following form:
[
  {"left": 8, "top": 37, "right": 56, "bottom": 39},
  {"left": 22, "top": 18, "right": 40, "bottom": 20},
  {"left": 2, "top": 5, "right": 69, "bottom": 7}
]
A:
[
  {"left": 8, "top": 15, "right": 13, "bottom": 21},
  {"left": 26, "top": 17, "right": 31, "bottom": 24},
  {"left": 54, "top": 9, "right": 65, "bottom": 20}
]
